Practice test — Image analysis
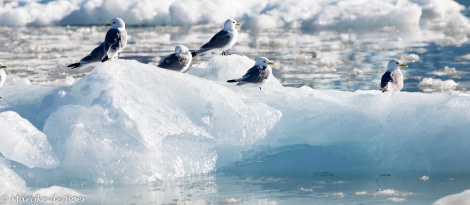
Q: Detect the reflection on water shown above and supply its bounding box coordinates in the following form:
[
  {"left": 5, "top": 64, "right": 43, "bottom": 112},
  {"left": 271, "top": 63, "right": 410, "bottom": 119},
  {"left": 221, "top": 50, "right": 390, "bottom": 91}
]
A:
[
  {"left": 0, "top": 25, "right": 469, "bottom": 93},
  {"left": 79, "top": 171, "right": 470, "bottom": 204}
]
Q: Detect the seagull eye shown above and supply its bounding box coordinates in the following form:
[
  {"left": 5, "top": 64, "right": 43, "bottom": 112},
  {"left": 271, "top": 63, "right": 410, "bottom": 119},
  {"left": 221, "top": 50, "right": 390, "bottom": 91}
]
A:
[{"left": 396, "top": 62, "right": 399, "bottom": 64}]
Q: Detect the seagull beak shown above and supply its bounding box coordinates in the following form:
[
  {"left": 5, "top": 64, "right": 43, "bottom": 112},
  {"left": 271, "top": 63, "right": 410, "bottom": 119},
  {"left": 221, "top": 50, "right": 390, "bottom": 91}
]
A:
[
  {"left": 235, "top": 23, "right": 241, "bottom": 27},
  {"left": 1, "top": 65, "right": 7, "bottom": 69},
  {"left": 400, "top": 63, "right": 408, "bottom": 68},
  {"left": 105, "top": 23, "right": 111, "bottom": 27},
  {"left": 267, "top": 61, "right": 274, "bottom": 66}
]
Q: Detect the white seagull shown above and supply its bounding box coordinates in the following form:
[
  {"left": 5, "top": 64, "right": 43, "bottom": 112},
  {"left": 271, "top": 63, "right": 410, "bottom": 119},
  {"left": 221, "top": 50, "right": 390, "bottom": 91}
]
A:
[
  {"left": 380, "top": 59, "right": 408, "bottom": 92},
  {"left": 158, "top": 45, "right": 193, "bottom": 72},
  {"left": 192, "top": 18, "right": 241, "bottom": 57},
  {"left": 101, "top": 17, "right": 128, "bottom": 62},
  {"left": 227, "top": 57, "right": 274, "bottom": 90}
]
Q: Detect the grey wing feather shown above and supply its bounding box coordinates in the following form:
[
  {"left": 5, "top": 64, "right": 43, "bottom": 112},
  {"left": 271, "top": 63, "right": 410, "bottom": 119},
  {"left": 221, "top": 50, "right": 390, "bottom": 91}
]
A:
[
  {"left": 80, "top": 43, "right": 105, "bottom": 64},
  {"left": 158, "top": 53, "right": 189, "bottom": 71},
  {"left": 104, "top": 28, "right": 127, "bottom": 59},
  {"left": 238, "top": 66, "right": 270, "bottom": 83},
  {"left": 199, "top": 30, "right": 231, "bottom": 52}
]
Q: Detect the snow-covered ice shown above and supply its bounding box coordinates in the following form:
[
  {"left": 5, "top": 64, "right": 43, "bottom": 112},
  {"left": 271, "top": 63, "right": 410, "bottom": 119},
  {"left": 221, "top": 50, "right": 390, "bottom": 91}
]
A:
[{"left": 0, "top": 56, "right": 469, "bottom": 203}]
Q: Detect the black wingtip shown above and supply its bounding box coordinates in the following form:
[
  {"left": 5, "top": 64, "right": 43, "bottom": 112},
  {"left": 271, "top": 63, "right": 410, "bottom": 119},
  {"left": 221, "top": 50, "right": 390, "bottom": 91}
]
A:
[
  {"left": 227, "top": 79, "right": 237, "bottom": 83},
  {"left": 101, "top": 56, "right": 109, "bottom": 62},
  {"left": 67, "top": 63, "right": 81, "bottom": 69}
]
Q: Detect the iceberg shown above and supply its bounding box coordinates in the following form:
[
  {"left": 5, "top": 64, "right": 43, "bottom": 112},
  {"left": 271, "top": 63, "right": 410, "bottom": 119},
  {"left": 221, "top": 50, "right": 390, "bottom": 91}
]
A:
[{"left": 0, "top": 55, "right": 469, "bottom": 203}]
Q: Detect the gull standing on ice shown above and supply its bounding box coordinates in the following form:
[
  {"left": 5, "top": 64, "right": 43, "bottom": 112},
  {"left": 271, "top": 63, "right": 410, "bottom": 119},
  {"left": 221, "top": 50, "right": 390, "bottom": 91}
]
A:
[
  {"left": 0, "top": 63, "right": 7, "bottom": 98},
  {"left": 192, "top": 18, "right": 241, "bottom": 57},
  {"left": 380, "top": 59, "right": 408, "bottom": 92},
  {"left": 227, "top": 57, "right": 274, "bottom": 90},
  {"left": 158, "top": 45, "right": 193, "bottom": 72},
  {"left": 101, "top": 17, "right": 128, "bottom": 62},
  {"left": 67, "top": 18, "right": 127, "bottom": 68}
]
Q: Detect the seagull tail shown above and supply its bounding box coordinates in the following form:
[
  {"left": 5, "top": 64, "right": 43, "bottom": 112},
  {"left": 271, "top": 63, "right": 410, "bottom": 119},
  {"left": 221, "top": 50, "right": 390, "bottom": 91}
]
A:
[
  {"left": 380, "top": 87, "right": 388, "bottom": 92},
  {"left": 101, "top": 56, "right": 109, "bottom": 62},
  {"left": 191, "top": 51, "right": 197, "bottom": 57},
  {"left": 227, "top": 79, "right": 237, "bottom": 83},
  {"left": 67, "top": 63, "right": 81, "bottom": 69}
]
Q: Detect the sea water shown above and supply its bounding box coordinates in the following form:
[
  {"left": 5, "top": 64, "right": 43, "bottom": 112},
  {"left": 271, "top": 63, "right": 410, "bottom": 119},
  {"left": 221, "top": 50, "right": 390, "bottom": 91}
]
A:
[{"left": 1, "top": 0, "right": 470, "bottom": 204}]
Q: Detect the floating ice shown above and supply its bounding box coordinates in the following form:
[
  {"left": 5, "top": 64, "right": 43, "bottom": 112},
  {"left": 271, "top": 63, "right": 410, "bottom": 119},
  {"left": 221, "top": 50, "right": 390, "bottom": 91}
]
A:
[
  {"left": 0, "top": 0, "right": 468, "bottom": 43},
  {"left": 435, "top": 190, "right": 470, "bottom": 205},
  {"left": 32, "top": 186, "right": 84, "bottom": 204},
  {"left": 42, "top": 58, "right": 281, "bottom": 183},
  {"left": 0, "top": 55, "right": 469, "bottom": 200},
  {"left": 0, "top": 111, "right": 59, "bottom": 169},
  {"left": 418, "top": 77, "right": 458, "bottom": 93},
  {"left": 0, "top": 157, "right": 27, "bottom": 194}
]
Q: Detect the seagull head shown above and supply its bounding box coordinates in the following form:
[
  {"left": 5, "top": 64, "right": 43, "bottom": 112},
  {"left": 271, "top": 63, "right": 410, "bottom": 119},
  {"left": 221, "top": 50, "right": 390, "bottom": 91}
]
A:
[
  {"left": 255, "top": 57, "right": 274, "bottom": 67},
  {"left": 105, "top": 18, "right": 126, "bottom": 29},
  {"left": 175, "top": 45, "right": 189, "bottom": 54},
  {"left": 386, "top": 59, "right": 407, "bottom": 72},
  {"left": 224, "top": 18, "right": 241, "bottom": 30}
]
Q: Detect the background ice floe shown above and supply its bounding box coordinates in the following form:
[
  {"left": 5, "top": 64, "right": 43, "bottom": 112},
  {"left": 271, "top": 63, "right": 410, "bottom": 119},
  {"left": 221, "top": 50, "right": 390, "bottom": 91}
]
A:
[{"left": 0, "top": 0, "right": 468, "bottom": 39}]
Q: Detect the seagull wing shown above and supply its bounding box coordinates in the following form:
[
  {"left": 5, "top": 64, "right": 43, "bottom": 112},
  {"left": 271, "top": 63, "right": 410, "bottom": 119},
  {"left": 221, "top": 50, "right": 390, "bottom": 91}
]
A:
[
  {"left": 380, "top": 71, "right": 393, "bottom": 89},
  {"left": 238, "top": 65, "right": 270, "bottom": 83},
  {"left": 103, "top": 28, "right": 127, "bottom": 60},
  {"left": 198, "top": 30, "right": 231, "bottom": 53},
  {"left": 158, "top": 53, "right": 190, "bottom": 71},
  {"left": 80, "top": 43, "right": 105, "bottom": 64}
]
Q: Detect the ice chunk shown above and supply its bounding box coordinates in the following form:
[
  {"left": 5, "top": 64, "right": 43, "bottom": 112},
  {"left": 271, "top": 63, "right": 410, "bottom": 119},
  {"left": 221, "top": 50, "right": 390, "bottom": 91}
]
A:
[
  {"left": 43, "top": 59, "right": 281, "bottom": 182},
  {"left": 434, "top": 190, "right": 470, "bottom": 205},
  {"left": 0, "top": 157, "right": 28, "bottom": 194},
  {"left": 0, "top": 111, "right": 59, "bottom": 169},
  {"left": 418, "top": 77, "right": 458, "bottom": 93},
  {"left": 32, "top": 186, "right": 84, "bottom": 204}
]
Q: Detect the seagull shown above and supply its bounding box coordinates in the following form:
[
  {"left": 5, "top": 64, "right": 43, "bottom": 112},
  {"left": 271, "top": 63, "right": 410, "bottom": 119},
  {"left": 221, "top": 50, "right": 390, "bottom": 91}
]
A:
[
  {"left": 158, "top": 45, "right": 193, "bottom": 72},
  {"left": 67, "top": 43, "right": 105, "bottom": 68},
  {"left": 192, "top": 18, "right": 241, "bottom": 57},
  {"left": 101, "top": 17, "right": 128, "bottom": 62},
  {"left": 227, "top": 57, "right": 274, "bottom": 90},
  {"left": 380, "top": 59, "right": 408, "bottom": 92},
  {"left": 0, "top": 64, "right": 7, "bottom": 98}
]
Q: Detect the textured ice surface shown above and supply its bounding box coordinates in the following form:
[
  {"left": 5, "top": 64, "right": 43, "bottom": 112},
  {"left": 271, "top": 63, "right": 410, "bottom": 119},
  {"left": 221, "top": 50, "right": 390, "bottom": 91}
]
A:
[
  {"left": 435, "top": 190, "right": 470, "bottom": 205},
  {"left": 0, "top": 56, "right": 470, "bottom": 203},
  {"left": 0, "top": 111, "right": 59, "bottom": 169}
]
